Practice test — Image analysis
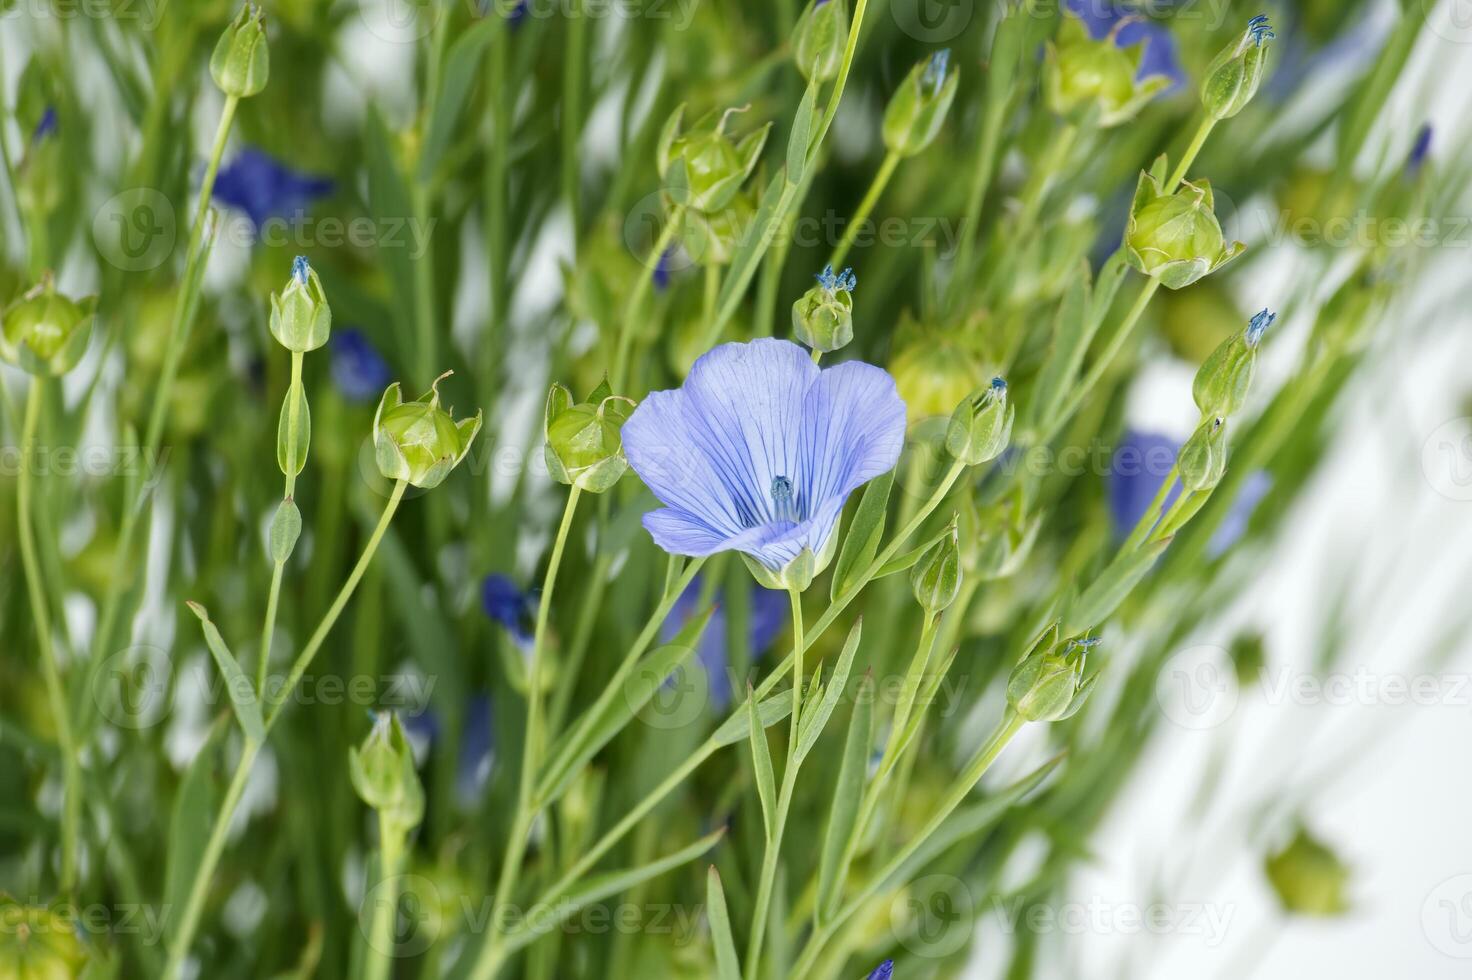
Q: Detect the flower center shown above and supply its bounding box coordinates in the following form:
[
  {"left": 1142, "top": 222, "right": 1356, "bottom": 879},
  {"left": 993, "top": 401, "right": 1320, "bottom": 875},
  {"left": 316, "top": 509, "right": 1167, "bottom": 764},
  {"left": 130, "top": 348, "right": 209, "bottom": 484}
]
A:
[{"left": 770, "top": 476, "right": 800, "bottom": 524}]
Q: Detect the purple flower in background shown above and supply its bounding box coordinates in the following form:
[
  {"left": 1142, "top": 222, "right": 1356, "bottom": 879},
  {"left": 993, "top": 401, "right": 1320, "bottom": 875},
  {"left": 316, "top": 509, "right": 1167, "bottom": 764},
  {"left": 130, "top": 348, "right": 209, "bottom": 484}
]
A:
[
  {"left": 1109, "top": 429, "right": 1269, "bottom": 552},
  {"left": 34, "top": 107, "right": 57, "bottom": 141},
  {"left": 1065, "top": 0, "right": 1184, "bottom": 92},
  {"left": 213, "top": 147, "right": 334, "bottom": 230},
  {"left": 1406, "top": 124, "right": 1433, "bottom": 177},
  {"left": 482, "top": 574, "right": 536, "bottom": 648},
  {"left": 457, "top": 694, "right": 495, "bottom": 806},
  {"left": 660, "top": 576, "right": 787, "bottom": 712},
  {"left": 330, "top": 328, "right": 392, "bottom": 403},
  {"left": 652, "top": 246, "right": 675, "bottom": 292},
  {"left": 867, "top": 961, "right": 894, "bottom": 980},
  {"left": 622, "top": 338, "right": 906, "bottom": 580}
]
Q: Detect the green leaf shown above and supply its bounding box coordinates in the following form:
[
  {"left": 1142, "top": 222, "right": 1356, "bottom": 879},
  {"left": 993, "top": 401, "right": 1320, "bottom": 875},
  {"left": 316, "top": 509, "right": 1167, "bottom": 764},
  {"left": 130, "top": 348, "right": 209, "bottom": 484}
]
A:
[
  {"left": 503, "top": 828, "right": 726, "bottom": 954},
  {"left": 364, "top": 107, "right": 417, "bottom": 366},
  {"left": 816, "top": 670, "right": 873, "bottom": 923},
  {"left": 746, "top": 688, "right": 778, "bottom": 840},
  {"left": 712, "top": 169, "right": 790, "bottom": 329},
  {"left": 418, "top": 18, "right": 500, "bottom": 182},
  {"left": 711, "top": 688, "right": 793, "bottom": 747},
  {"left": 871, "top": 523, "right": 953, "bottom": 580},
  {"left": 163, "top": 722, "right": 222, "bottom": 942},
  {"left": 796, "top": 619, "right": 862, "bottom": 761},
  {"left": 276, "top": 378, "right": 310, "bottom": 478},
  {"left": 1026, "top": 268, "right": 1090, "bottom": 433},
  {"left": 706, "top": 867, "right": 742, "bottom": 980},
  {"left": 787, "top": 75, "right": 821, "bottom": 184},
  {"left": 1063, "top": 536, "right": 1170, "bottom": 634},
  {"left": 831, "top": 470, "right": 894, "bottom": 601},
  {"left": 186, "top": 602, "right": 265, "bottom": 742}
]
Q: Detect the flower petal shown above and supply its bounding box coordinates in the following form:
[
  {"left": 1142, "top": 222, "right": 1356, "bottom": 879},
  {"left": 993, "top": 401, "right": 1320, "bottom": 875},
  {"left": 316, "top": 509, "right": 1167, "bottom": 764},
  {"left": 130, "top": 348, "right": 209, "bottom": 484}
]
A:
[
  {"left": 624, "top": 389, "right": 750, "bottom": 539},
  {"left": 799, "top": 359, "right": 907, "bottom": 509}
]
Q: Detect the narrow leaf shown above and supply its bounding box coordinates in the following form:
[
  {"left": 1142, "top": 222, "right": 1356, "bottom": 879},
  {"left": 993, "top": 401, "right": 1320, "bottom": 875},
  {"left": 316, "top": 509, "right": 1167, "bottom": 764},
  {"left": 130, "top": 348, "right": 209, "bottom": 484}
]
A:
[
  {"left": 786, "top": 75, "right": 821, "bottom": 183},
  {"left": 418, "top": 18, "right": 500, "bottom": 181},
  {"left": 706, "top": 867, "right": 742, "bottom": 980},
  {"left": 1063, "top": 536, "right": 1169, "bottom": 634},
  {"left": 186, "top": 602, "right": 265, "bottom": 742},
  {"left": 276, "top": 379, "right": 310, "bottom": 478},
  {"left": 796, "top": 619, "right": 862, "bottom": 761},
  {"left": 747, "top": 688, "right": 778, "bottom": 840},
  {"left": 711, "top": 688, "right": 793, "bottom": 747},
  {"left": 831, "top": 470, "right": 895, "bottom": 601},
  {"left": 817, "top": 671, "right": 873, "bottom": 923}
]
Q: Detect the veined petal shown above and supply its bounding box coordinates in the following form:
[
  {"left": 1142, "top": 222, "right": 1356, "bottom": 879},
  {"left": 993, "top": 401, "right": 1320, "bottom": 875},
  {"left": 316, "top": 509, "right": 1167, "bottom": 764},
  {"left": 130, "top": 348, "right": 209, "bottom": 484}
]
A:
[
  {"left": 799, "top": 360, "right": 907, "bottom": 508},
  {"left": 624, "top": 388, "right": 751, "bottom": 539}
]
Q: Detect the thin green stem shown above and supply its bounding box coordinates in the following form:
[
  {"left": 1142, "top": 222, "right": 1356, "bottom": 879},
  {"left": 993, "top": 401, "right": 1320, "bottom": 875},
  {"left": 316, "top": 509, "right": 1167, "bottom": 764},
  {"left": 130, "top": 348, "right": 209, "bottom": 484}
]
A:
[
  {"left": 743, "top": 589, "right": 806, "bottom": 980},
  {"left": 562, "top": 0, "right": 587, "bottom": 231},
  {"left": 829, "top": 150, "right": 899, "bottom": 268},
  {"left": 1166, "top": 115, "right": 1216, "bottom": 191},
  {"left": 17, "top": 379, "right": 81, "bottom": 894},
  {"left": 258, "top": 351, "right": 306, "bottom": 693},
  {"left": 363, "top": 818, "right": 407, "bottom": 980},
  {"left": 612, "top": 209, "right": 684, "bottom": 391},
  {"left": 1120, "top": 462, "right": 1178, "bottom": 555},
  {"left": 478, "top": 486, "right": 583, "bottom": 976},
  {"left": 791, "top": 711, "right": 1025, "bottom": 975}
]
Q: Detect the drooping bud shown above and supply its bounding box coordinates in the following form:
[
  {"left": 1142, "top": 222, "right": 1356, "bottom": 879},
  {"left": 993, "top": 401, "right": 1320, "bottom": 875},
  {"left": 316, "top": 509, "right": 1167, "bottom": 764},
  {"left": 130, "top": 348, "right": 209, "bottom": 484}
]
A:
[
  {"left": 373, "top": 372, "right": 483, "bottom": 489},
  {"left": 0, "top": 273, "right": 95, "bottom": 376},
  {"left": 1178, "top": 416, "right": 1228, "bottom": 492},
  {"left": 269, "top": 255, "right": 332, "bottom": 352},
  {"left": 1201, "top": 14, "right": 1274, "bottom": 120},
  {"left": 882, "top": 49, "right": 959, "bottom": 158},
  {"left": 1006, "top": 628, "right": 1099, "bottom": 723},
  {"left": 657, "top": 104, "right": 771, "bottom": 213},
  {"left": 792, "top": 0, "right": 848, "bottom": 82},
  {"left": 210, "top": 3, "right": 270, "bottom": 99},
  {"left": 792, "top": 265, "right": 856, "bottom": 352},
  {"left": 1265, "top": 826, "right": 1351, "bottom": 917},
  {"left": 1124, "top": 171, "right": 1245, "bottom": 290},
  {"left": 911, "top": 518, "right": 961, "bottom": 613},
  {"left": 946, "top": 377, "right": 1014, "bottom": 465},
  {"left": 348, "top": 712, "right": 425, "bottom": 830},
  {"left": 1044, "top": 13, "right": 1172, "bottom": 128},
  {"left": 544, "top": 379, "right": 636, "bottom": 493},
  {"left": 1192, "top": 308, "right": 1274, "bottom": 418}
]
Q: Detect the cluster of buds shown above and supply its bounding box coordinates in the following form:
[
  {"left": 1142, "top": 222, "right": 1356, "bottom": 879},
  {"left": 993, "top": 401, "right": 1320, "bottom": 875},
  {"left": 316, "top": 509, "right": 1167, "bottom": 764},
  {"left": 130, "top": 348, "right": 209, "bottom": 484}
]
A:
[
  {"left": 1179, "top": 308, "right": 1276, "bottom": 492},
  {"left": 374, "top": 373, "right": 483, "bottom": 490},
  {"left": 0, "top": 273, "right": 95, "bottom": 376},
  {"left": 1202, "top": 15, "right": 1274, "bottom": 120},
  {"left": 544, "top": 379, "right": 636, "bottom": 493},
  {"left": 1006, "top": 627, "right": 1099, "bottom": 723},
  {"left": 946, "top": 377, "right": 1014, "bottom": 466},
  {"left": 1124, "top": 171, "right": 1245, "bottom": 290},
  {"left": 792, "top": 0, "right": 848, "bottom": 82},
  {"left": 349, "top": 713, "right": 425, "bottom": 832},
  {"left": 792, "top": 265, "right": 856, "bottom": 352},
  {"left": 656, "top": 104, "right": 769, "bottom": 268},
  {"left": 211, "top": 4, "right": 269, "bottom": 99},
  {"left": 883, "top": 49, "right": 958, "bottom": 157},
  {"left": 1044, "top": 13, "right": 1171, "bottom": 128}
]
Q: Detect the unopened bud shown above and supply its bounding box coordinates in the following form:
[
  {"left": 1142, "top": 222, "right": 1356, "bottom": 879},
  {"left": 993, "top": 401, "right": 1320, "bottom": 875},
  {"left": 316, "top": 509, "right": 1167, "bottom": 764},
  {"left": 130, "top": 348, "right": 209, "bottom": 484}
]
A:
[
  {"left": 269, "top": 255, "right": 332, "bottom": 352},
  {"left": 946, "top": 377, "right": 1013, "bottom": 465},
  {"left": 792, "top": 265, "right": 855, "bottom": 352},
  {"left": 1178, "top": 416, "right": 1228, "bottom": 492},
  {"left": 211, "top": 3, "right": 269, "bottom": 99},
  {"left": 882, "top": 50, "right": 958, "bottom": 157},
  {"left": 1202, "top": 15, "right": 1274, "bottom": 120}
]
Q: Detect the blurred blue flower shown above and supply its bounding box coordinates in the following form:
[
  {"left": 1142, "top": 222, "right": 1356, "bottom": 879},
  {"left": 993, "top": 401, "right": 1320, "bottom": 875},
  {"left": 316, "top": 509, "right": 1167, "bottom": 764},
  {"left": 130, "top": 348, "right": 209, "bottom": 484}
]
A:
[
  {"left": 482, "top": 574, "right": 536, "bottom": 648},
  {"left": 330, "top": 328, "right": 392, "bottom": 403},
  {"left": 1065, "top": 0, "right": 1184, "bottom": 92},
  {"left": 652, "top": 246, "right": 674, "bottom": 292},
  {"left": 660, "top": 576, "right": 787, "bottom": 712},
  {"left": 457, "top": 694, "right": 495, "bottom": 806},
  {"left": 867, "top": 960, "right": 894, "bottom": 980},
  {"left": 623, "top": 338, "right": 906, "bottom": 574},
  {"left": 1406, "top": 124, "right": 1433, "bottom": 177},
  {"left": 213, "top": 147, "right": 334, "bottom": 230},
  {"left": 1109, "top": 429, "right": 1270, "bottom": 552},
  {"left": 1264, "top": 9, "right": 1383, "bottom": 102},
  {"left": 34, "top": 107, "right": 57, "bottom": 141}
]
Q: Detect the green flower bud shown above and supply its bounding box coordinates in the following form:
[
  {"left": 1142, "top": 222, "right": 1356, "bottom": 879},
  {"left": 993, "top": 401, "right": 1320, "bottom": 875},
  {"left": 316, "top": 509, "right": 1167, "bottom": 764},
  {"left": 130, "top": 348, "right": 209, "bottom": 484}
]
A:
[
  {"left": 1193, "top": 309, "right": 1274, "bottom": 418},
  {"left": 269, "top": 256, "right": 332, "bottom": 352},
  {"left": 1265, "top": 826, "right": 1351, "bottom": 917},
  {"left": 911, "top": 518, "right": 961, "bottom": 613},
  {"left": 791, "top": 265, "right": 855, "bottom": 353},
  {"left": 0, "top": 896, "right": 89, "bottom": 979},
  {"left": 889, "top": 328, "right": 986, "bottom": 423},
  {"left": 17, "top": 114, "right": 63, "bottom": 218},
  {"left": 544, "top": 379, "right": 636, "bottom": 493},
  {"left": 0, "top": 274, "right": 95, "bottom": 377},
  {"left": 1202, "top": 15, "right": 1274, "bottom": 121},
  {"left": 882, "top": 49, "right": 959, "bottom": 158},
  {"left": 1124, "top": 171, "right": 1246, "bottom": 290},
  {"left": 657, "top": 104, "right": 770, "bottom": 214},
  {"left": 1044, "top": 13, "right": 1172, "bottom": 128},
  {"left": 373, "top": 373, "right": 483, "bottom": 490},
  {"left": 210, "top": 3, "right": 270, "bottom": 99},
  {"left": 348, "top": 713, "right": 425, "bottom": 830},
  {"left": 1178, "top": 416, "right": 1228, "bottom": 492},
  {"left": 1006, "top": 627, "right": 1099, "bottom": 723},
  {"left": 792, "top": 0, "right": 848, "bottom": 82},
  {"left": 946, "top": 378, "right": 1014, "bottom": 465}
]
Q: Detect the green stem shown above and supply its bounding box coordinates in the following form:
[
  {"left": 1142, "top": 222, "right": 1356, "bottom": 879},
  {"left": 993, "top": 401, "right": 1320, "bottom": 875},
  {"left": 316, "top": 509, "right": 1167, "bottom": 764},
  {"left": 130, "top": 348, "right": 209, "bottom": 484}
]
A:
[
  {"left": 612, "top": 209, "right": 684, "bottom": 391},
  {"left": 258, "top": 351, "right": 306, "bottom": 693},
  {"left": 1166, "top": 115, "right": 1216, "bottom": 191},
  {"left": 17, "top": 379, "right": 81, "bottom": 894},
  {"left": 479, "top": 486, "right": 583, "bottom": 975},
  {"left": 411, "top": 183, "right": 437, "bottom": 386},
  {"left": 363, "top": 818, "right": 406, "bottom": 980},
  {"left": 163, "top": 482, "right": 407, "bottom": 979},
  {"left": 562, "top": 0, "right": 587, "bottom": 231},
  {"left": 743, "top": 589, "right": 806, "bottom": 980},
  {"left": 1120, "top": 462, "right": 1178, "bottom": 555},
  {"left": 1014, "top": 122, "right": 1078, "bottom": 233},
  {"left": 945, "top": 102, "right": 1006, "bottom": 311},
  {"left": 829, "top": 150, "right": 899, "bottom": 268},
  {"left": 791, "top": 711, "right": 1025, "bottom": 975}
]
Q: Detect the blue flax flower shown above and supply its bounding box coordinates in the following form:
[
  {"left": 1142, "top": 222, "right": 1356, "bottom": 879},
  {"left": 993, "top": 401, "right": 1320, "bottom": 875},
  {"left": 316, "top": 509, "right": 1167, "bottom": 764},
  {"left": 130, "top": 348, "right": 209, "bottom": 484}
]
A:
[
  {"left": 660, "top": 576, "right": 787, "bottom": 712},
  {"left": 330, "top": 328, "right": 393, "bottom": 403},
  {"left": 213, "top": 147, "right": 334, "bottom": 230},
  {"left": 623, "top": 338, "right": 907, "bottom": 585},
  {"left": 867, "top": 961, "right": 894, "bottom": 980},
  {"left": 482, "top": 573, "right": 536, "bottom": 648},
  {"left": 34, "top": 107, "right": 58, "bottom": 141},
  {"left": 1065, "top": 0, "right": 1184, "bottom": 92}
]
